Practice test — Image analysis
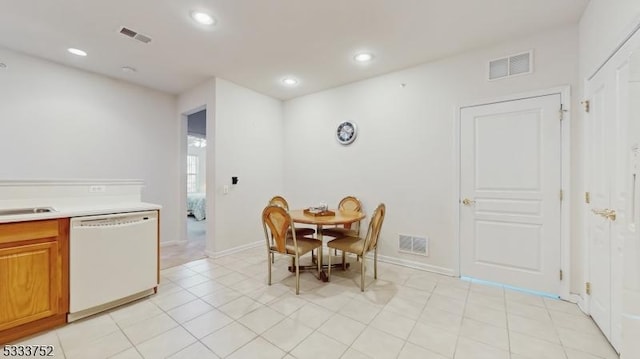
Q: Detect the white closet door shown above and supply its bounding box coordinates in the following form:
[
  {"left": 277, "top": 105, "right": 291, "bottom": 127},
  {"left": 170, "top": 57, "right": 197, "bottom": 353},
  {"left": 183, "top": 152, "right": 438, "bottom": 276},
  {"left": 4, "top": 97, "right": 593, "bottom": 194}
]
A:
[{"left": 460, "top": 94, "right": 562, "bottom": 294}]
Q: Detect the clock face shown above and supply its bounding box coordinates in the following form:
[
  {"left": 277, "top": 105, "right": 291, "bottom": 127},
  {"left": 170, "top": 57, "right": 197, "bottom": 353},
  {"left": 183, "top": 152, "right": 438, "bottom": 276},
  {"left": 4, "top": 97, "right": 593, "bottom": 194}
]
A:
[{"left": 336, "top": 121, "right": 357, "bottom": 145}]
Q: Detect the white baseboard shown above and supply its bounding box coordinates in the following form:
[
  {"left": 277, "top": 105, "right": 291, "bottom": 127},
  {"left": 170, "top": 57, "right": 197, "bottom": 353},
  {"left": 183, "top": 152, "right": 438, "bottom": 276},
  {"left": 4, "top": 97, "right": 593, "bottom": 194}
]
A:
[
  {"left": 160, "top": 240, "right": 187, "bottom": 247},
  {"left": 574, "top": 294, "right": 590, "bottom": 315},
  {"left": 206, "top": 240, "right": 263, "bottom": 258},
  {"left": 366, "top": 253, "right": 456, "bottom": 277}
]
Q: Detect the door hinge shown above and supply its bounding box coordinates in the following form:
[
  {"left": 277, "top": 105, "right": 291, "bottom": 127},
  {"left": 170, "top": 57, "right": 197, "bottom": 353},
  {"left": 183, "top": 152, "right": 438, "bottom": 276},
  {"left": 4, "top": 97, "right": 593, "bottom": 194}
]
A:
[
  {"left": 560, "top": 269, "right": 563, "bottom": 280},
  {"left": 585, "top": 192, "right": 591, "bottom": 204},
  {"left": 586, "top": 282, "right": 592, "bottom": 295},
  {"left": 559, "top": 104, "right": 568, "bottom": 121},
  {"left": 581, "top": 100, "right": 590, "bottom": 113},
  {"left": 560, "top": 190, "right": 564, "bottom": 201}
]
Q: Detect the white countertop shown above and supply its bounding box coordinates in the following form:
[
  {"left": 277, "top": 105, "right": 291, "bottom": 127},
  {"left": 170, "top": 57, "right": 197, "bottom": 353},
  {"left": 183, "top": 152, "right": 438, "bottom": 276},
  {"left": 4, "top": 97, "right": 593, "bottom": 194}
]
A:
[{"left": 0, "top": 202, "right": 161, "bottom": 223}]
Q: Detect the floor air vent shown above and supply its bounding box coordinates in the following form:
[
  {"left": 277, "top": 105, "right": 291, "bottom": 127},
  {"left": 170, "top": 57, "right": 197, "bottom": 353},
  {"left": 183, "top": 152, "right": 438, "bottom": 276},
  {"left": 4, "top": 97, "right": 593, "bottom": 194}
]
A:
[
  {"left": 399, "top": 234, "right": 429, "bottom": 256},
  {"left": 119, "top": 27, "right": 152, "bottom": 44},
  {"left": 489, "top": 50, "right": 532, "bottom": 80}
]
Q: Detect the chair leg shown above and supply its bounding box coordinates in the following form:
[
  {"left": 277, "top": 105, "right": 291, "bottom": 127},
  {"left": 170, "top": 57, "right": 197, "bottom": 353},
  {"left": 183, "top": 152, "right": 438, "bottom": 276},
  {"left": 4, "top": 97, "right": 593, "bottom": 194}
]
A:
[
  {"left": 327, "top": 248, "right": 332, "bottom": 281},
  {"left": 271, "top": 252, "right": 274, "bottom": 264},
  {"left": 360, "top": 255, "right": 365, "bottom": 292},
  {"left": 342, "top": 251, "right": 346, "bottom": 270},
  {"left": 317, "top": 247, "right": 322, "bottom": 278},
  {"left": 295, "top": 255, "right": 300, "bottom": 295},
  {"left": 268, "top": 251, "right": 272, "bottom": 285},
  {"left": 374, "top": 247, "right": 378, "bottom": 280}
]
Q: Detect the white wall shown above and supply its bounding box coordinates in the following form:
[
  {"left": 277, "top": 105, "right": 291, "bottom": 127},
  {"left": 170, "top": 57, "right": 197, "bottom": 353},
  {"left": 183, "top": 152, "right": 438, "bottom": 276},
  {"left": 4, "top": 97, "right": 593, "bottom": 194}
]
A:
[
  {"left": 177, "top": 79, "right": 216, "bottom": 246},
  {"left": 178, "top": 78, "right": 284, "bottom": 254},
  {"left": 212, "top": 78, "right": 284, "bottom": 254},
  {"left": 0, "top": 46, "right": 180, "bottom": 244},
  {"left": 284, "top": 26, "right": 581, "bottom": 285},
  {"left": 579, "top": 0, "right": 640, "bottom": 80}
]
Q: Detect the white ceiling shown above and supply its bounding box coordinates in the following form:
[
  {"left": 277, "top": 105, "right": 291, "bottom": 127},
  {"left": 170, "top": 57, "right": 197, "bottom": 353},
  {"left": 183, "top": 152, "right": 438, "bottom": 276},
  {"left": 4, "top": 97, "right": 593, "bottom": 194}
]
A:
[{"left": 0, "top": 0, "right": 589, "bottom": 100}]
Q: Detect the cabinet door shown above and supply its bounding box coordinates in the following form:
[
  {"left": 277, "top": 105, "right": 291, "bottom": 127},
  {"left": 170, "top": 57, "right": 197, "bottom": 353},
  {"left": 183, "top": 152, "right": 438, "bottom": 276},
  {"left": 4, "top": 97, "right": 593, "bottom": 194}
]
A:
[{"left": 0, "top": 241, "right": 59, "bottom": 331}]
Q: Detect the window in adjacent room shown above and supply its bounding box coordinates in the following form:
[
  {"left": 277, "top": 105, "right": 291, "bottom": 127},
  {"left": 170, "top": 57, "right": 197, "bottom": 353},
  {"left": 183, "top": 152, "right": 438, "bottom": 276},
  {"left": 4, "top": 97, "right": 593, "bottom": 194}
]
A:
[{"left": 187, "top": 155, "right": 199, "bottom": 193}]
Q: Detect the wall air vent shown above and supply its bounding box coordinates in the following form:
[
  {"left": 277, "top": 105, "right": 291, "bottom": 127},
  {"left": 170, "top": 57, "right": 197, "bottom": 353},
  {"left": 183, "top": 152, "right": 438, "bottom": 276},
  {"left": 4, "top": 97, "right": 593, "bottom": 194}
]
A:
[
  {"left": 489, "top": 50, "right": 533, "bottom": 80},
  {"left": 119, "top": 27, "right": 152, "bottom": 44},
  {"left": 398, "top": 234, "right": 429, "bottom": 256}
]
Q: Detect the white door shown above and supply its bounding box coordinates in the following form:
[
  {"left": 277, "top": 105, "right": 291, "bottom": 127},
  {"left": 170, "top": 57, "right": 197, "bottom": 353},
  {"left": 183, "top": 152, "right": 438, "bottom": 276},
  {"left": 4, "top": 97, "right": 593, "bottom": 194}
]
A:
[
  {"left": 623, "top": 50, "right": 640, "bottom": 359},
  {"left": 587, "top": 77, "right": 612, "bottom": 339},
  {"left": 460, "top": 94, "right": 562, "bottom": 295},
  {"left": 585, "top": 51, "right": 632, "bottom": 351}
]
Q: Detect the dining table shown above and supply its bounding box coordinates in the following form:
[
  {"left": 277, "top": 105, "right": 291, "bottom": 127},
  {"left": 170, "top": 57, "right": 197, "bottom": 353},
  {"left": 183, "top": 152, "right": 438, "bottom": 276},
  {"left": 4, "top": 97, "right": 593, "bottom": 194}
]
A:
[{"left": 289, "top": 209, "right": 366, "bottom": 281}]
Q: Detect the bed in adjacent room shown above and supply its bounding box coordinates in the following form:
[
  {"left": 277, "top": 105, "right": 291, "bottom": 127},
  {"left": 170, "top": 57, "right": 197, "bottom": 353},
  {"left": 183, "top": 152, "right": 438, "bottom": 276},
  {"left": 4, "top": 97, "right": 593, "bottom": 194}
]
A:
[{"left": 187, "top": 192, "right": 206, "bottom": 220}]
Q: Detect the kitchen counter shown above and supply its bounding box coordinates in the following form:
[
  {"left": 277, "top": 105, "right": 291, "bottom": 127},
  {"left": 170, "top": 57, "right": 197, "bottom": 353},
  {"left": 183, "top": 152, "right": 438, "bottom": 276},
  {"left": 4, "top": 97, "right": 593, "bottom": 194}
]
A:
[{"left": 0, "top": 202, "right": 161, "bottom": 223}]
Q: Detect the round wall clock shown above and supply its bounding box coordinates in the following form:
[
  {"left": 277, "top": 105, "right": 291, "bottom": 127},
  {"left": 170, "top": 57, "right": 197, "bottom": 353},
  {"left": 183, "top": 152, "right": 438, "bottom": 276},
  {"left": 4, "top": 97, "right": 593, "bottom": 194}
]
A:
[{"left": 336, "top": 121, "right": 357, "bottom": 145}]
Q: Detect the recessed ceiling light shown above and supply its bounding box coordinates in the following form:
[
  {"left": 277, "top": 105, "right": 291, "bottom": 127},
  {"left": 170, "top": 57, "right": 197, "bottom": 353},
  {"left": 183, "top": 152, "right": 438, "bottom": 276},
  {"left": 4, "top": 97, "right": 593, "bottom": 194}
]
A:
[
  {"left": 67, "top": 48, "right": 87, "bottom": 57},
  {"left": 281, "top": 77, "right": 299, "bottom": 87},
  {"left": 121, "top": 66, "right": 137, "bottom": 73},
  {"left": 354, "top": 53, "right": 374, "bottom": 63},
  {"left": 191, "top": 11, "right": 215, "bottom": 25}
]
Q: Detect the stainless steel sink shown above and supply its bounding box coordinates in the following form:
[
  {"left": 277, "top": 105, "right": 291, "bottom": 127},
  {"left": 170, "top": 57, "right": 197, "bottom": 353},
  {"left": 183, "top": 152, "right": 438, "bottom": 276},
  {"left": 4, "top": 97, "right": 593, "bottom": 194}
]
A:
[{"left": 0, "top": 207, "right": 57, "bottom": 215}]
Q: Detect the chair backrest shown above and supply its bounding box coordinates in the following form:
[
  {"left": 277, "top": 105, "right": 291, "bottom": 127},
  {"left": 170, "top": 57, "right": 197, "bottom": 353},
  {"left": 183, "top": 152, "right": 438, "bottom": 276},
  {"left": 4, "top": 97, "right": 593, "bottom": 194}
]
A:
[
  {"left": 363, "top": 203, "right": 386, "bottom": 254},
  {"left": 262, "top": 204, "right": 294, "bottom": 254},
  {"left": 338, "top": 196, "right": 362, "bottom": 231},
  {"left": 339, "top": 196, "right": 362, "bottom": 212},
  {"left": 268, "top": 196, "right": 290, "bottom": 211}
]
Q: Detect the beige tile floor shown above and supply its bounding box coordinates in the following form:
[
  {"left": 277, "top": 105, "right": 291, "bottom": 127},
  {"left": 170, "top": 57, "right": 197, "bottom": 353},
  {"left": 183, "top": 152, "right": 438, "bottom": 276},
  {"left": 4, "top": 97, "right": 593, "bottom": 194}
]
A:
[
  {"left": 160, "top": 217, "right": 206, "bottom": 269},
  {"left": 8, "top": 247, "right": 619, "bottom": 359}
]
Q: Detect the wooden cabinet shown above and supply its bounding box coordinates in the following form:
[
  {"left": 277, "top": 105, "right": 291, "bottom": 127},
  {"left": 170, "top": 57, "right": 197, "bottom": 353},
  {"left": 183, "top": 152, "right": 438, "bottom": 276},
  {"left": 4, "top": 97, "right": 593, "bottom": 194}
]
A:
[{"left": 0, "top": 219, "right": 69, "bottom": 344}]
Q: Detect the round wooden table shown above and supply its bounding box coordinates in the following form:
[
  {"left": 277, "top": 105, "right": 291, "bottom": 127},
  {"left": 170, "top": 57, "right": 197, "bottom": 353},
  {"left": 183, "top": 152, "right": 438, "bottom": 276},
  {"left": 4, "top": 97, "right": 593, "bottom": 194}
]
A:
[{"left": 289, "top": 209, "right": 366, "bottom": 281}]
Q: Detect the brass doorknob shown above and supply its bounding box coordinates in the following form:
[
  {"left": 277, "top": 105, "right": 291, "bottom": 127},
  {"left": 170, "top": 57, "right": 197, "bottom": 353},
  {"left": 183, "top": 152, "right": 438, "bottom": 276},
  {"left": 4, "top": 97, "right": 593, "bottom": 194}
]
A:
[
  {"left": 462, "top": 198, "right": 476, "bottom": 206},
  {"left": 604, "top": 209, "right": 617, "bottom": 221},
  {"left": 591, "top": 208, "right": 617, "bottom": 221}
]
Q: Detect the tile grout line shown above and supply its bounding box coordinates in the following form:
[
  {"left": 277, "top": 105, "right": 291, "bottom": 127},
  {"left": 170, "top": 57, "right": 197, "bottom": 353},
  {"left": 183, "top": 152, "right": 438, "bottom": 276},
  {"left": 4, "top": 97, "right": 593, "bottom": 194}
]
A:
[
  {"left": 449, "top": 280, "right": 471, "bottom": 359},
  {"left": 503, "top": 286, "right": 513, "bottom": 359}
]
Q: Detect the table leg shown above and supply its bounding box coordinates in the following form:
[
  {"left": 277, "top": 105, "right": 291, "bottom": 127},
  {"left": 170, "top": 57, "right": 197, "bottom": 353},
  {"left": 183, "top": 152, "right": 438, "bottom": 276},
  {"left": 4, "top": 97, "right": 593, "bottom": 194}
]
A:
[
  {"left": 287, "top": 223, "right": 350, "bottom": 281},
  {"left": 317, "top": 224, "right": 329, "bottom": 282}
]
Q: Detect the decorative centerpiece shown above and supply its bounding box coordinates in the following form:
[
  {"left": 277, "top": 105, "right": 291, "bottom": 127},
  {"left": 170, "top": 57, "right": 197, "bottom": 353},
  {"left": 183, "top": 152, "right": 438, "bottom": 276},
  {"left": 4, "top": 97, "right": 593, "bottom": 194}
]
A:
[{"left": 304, "top": 202, "right": 335, "bottom": 217}]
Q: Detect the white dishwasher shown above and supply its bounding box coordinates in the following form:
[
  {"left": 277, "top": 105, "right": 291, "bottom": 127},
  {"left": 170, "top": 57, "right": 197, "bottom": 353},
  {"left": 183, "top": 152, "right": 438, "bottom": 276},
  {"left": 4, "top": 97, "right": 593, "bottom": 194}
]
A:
[{"left": 69, "top": 211, "right": 158, "bottom": 321}]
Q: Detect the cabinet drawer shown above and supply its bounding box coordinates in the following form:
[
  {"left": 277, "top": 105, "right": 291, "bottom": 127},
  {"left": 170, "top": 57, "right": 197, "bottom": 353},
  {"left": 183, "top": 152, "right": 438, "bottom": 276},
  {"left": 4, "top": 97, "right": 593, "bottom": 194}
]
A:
[{"left": 0, "top": 220, "right": 59, "bottom": 245}]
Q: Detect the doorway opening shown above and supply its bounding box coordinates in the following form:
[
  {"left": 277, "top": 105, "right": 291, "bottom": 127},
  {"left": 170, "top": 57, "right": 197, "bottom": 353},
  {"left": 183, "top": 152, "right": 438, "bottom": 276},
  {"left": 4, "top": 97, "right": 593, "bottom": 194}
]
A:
[{"left": 161, "top": 108, "right": 208, "bottom": 269}]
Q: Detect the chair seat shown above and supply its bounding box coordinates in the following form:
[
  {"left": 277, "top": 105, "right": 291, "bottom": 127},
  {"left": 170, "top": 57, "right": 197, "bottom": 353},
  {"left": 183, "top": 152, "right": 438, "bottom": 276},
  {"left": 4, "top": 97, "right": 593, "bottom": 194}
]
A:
[
  {"left": 294, "top": 227, "right": 316, "bottom": 236},
  {"left": 271, "top": 236, "right": 322, "bottom": 255},
  {"left": 320, "top": 227, "right": 357, "bottom": 238},
  {"left": 327, "top": 235, "right": 366, "bottom": 255}
]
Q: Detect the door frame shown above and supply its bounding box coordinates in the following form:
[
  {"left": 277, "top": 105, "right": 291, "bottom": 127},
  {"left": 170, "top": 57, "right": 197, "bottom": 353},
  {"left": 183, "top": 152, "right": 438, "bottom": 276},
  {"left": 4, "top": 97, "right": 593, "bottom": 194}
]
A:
[
  {"left": 180, "top": 104, "right": 207, "bottom": 246},
  {"left": 452, "top": 86, "right": 572, "bottom": 300}
]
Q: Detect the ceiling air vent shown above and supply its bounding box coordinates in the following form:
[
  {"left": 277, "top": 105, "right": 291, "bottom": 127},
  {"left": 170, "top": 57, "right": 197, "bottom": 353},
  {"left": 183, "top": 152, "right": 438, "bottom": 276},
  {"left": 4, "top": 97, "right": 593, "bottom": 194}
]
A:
[
  {"left": 119, "top": 26, "right": 152, "bottom": 44},
  {"left": 489, "top": 50, "right": 533, "bottom": 80}
]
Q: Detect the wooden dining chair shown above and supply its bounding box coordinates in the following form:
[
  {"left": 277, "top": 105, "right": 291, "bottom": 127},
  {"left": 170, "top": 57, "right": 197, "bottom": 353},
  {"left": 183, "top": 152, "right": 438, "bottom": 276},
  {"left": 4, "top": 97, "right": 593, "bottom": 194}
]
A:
[
  {"left": 326, "top": 203, "right": 386, "bottom": 291},
  {"left": 262, "top": 204, "right": 322, "bottom": 294},
  {"left": 320, "top": 196, "right": 362, "bottom": 238},
  {"left": 268, "top": 196, "right": 316, "bottom": 237},
  {"left": 267, "top": 195, "right": 317, "bottom": 263},
  {"left": 319, "top": 196, "right": 362, "bottom": 266}
]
